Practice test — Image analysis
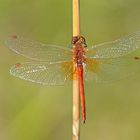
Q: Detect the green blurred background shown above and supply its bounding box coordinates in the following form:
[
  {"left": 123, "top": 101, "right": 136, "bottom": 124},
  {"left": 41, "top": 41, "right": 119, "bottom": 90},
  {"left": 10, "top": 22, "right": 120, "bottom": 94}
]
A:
[{"left": 1, "top": 0, "right": 140, "bottom": 140}]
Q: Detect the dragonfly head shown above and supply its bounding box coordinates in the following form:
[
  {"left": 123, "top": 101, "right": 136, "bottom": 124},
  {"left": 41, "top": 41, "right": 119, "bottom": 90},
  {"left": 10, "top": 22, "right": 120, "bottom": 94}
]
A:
[{"left": 72, "top": 36, "right": 87, "bottom": 48}]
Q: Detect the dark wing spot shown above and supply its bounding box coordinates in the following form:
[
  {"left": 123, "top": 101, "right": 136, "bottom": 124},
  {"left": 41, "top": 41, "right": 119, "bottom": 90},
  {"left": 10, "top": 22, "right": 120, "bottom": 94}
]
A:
[
  {"left": 11, "top": 35, "right": 18, "bottom": 39},
  {"left": 15, "top": 63, "right": 21, "bottom": 68},
  {"left": 134, "top": 56, "right": 140, "bottom": 60}
]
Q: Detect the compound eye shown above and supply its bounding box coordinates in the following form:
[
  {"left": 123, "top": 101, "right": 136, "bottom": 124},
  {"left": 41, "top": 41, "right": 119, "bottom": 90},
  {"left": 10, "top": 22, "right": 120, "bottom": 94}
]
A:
[
  {"left": 72, "top": 36, "right": 79, "bottom": 44},
  {"left": 82, "top": 39, "right": 86, "bottom": 44},
  {"left": 80, "top": 36, "right": 85, "bottom": 42},
  {"left": 84, "top": 43, "right": 87, "bottom": 47},
  {"left": 80, "top": 37, "right": 87, "bottom": 47}
]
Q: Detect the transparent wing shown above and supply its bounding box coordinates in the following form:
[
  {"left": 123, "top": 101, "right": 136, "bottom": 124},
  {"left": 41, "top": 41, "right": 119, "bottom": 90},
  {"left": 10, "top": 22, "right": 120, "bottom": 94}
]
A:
[
  {"left": 85, "top": 53, "right": 140, "bottom": 82},
  {"left": 87, "top": 31, "right": 140, "bottom": 58},
  {"left": 5, "top": 35, "right": 72, "bottom": 62},
  {"left": 10, "top": 61, "right": 73, "bottom": 85}
]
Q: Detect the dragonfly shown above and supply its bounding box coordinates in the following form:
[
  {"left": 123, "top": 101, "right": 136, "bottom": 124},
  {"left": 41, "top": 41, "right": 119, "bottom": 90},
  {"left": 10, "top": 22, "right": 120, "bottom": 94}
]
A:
[{"left": 5, "top": 31, "right": 140, "bottom": 123}]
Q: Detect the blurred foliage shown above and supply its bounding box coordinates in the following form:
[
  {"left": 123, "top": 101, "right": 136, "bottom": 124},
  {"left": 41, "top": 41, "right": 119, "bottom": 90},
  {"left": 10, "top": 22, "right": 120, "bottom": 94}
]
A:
[{"left": 0, "top": 0, "right": 140, "bottom": 140}]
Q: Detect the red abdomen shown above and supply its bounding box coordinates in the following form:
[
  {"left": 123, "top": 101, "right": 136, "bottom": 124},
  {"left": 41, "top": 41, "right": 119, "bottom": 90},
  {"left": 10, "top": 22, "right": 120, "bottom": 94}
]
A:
[{"left": 78, "top": 64, "right": 86, "bottom": 123}]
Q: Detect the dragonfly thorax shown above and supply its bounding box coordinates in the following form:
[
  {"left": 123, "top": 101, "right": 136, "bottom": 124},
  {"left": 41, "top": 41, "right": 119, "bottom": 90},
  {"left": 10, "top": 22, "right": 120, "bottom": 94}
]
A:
[
  {"left": 73, "top": 44, "right": 86, "bottom": 65},
  {"left": 72, "top": 36, "right": 87, "bottom": 65}
]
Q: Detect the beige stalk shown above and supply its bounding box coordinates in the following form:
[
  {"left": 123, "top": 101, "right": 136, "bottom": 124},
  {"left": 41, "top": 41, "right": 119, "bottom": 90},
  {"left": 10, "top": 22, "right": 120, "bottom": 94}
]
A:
[{"left": 72, "top": 0, "right": 80, "bottom": 140}]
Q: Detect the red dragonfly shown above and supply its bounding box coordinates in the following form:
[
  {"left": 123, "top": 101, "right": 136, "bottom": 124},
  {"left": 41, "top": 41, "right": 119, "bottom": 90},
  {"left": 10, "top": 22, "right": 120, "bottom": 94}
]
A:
[{"left": 5, "top": 31, "right": 140, "bottom": 123}]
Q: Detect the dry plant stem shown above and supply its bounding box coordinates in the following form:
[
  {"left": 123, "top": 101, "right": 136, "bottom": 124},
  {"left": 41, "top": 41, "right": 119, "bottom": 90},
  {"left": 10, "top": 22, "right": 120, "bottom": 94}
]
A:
[{"left": 72, "top": 0, "right": 80, "bottom": 140}]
